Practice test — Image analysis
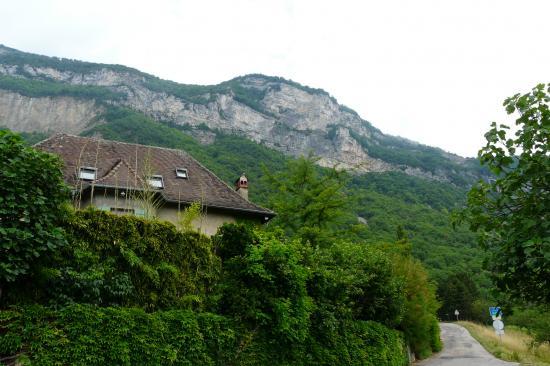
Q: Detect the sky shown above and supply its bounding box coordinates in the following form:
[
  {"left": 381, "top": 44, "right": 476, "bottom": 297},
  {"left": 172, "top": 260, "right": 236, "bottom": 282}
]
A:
[{"left": 1, "top": 0, "right": 549, "bottom": 157}]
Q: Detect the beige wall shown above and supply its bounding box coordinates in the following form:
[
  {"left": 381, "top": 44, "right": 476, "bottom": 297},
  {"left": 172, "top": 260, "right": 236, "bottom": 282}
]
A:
[
  {"left": 157, "top": 207, "right": 237, "bottom": 236},
  {"left": 80, "top": 194, "right": 238, "bottom": 236}
]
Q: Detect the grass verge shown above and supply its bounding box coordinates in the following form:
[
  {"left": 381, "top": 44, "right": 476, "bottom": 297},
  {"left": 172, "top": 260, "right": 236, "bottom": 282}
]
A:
[{"left": 458, "top": 321, "right": 550, "bottom": 366}]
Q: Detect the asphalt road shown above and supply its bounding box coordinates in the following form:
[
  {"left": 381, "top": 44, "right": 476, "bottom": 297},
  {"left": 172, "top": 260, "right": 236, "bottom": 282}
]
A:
[{"left": 416, "top": 323, "right": 519, "bottom": 366}]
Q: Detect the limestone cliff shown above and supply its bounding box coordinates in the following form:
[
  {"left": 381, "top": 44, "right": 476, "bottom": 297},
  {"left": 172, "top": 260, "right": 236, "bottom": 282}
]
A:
[{"left": 0, "top": 90, "right": 101, "bottom": 133}]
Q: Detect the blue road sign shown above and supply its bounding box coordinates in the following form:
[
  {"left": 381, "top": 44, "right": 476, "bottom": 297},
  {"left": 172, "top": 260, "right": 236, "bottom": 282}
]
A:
[{"left": 489, "top": 307, "right": 502, "bottom": 318}]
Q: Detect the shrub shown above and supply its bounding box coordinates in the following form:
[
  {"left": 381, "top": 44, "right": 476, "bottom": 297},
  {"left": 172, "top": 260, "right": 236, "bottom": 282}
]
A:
[
  {"left": 393, "top": 256, "right": 442, "bottom": 358},
  {"left": 309, "top": 241, "right": 405, "bottom": 328},
  {"left": 3, "top": 209, "right": 220, "bottom": 310},
  {"left": 0, "top": 304, "right": 237, "bottom": 365},
  {"left": 508, "top": 305, "right": 550, "bottom": 343},
  {"left": 215, "top": 225, "right": 313, "bottom": 362},
  {"left": 305, "top": 318, "right": 408, "bottom": 366},
  {"left": 0, "top": 130, "right": 68, "bottom": 286}
]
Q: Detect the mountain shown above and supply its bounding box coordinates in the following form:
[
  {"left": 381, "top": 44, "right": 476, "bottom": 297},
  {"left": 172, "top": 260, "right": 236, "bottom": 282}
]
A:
[
  {"left": 0, "top": 44, "right": 489, "bottom": 289},
  {"left": 0, "top": 44, "right": 485, "bottom": 186}
]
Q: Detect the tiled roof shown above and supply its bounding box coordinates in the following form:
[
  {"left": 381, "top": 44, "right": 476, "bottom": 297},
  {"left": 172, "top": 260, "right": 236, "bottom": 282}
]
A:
[{"left": 35, "top": 134, "right": 275, "bottom": 217}]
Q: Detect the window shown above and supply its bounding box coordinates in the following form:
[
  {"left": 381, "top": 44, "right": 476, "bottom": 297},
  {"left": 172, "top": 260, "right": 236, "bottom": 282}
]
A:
[
  {"left": 110, "top": 207, "right": 135, "bottom": 215},
  {"left": 79, "top": 167, "right": 97, "bottom": 180},
  {"left": 175, "top": 168, "right": 188, "bottom": 179},
  {"left": 147, "top": 175, "right": 164, "bottom": 189}
]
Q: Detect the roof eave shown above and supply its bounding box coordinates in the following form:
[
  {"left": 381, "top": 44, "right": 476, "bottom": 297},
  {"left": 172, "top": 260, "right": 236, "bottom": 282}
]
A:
[{"left": 75, "top": 183, "right": 276, "bottom": 219}]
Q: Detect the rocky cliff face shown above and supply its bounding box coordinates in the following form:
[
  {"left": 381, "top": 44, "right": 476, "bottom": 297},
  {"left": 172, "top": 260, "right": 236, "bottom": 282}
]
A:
[
  {"left": 0, "top": 45, "right": 477, "bottom": 183},
  {"left": 0, "top": 90, "right": 101, "bottom": 134}
]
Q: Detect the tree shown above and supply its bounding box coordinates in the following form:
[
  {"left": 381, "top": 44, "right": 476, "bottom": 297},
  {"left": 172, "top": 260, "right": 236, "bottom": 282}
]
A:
[
  {"left": 0, "top": 130, "right": 68, "bottom": 288},
  {"left": 213, "top": 224, "right": 312, "bottom": 362},
  {"left": 437, "top": 272, "right": 480, "bottom": 321},
  {"left": 460, "top": 83, "right": 550, "bottom": 303},
  {"left": 264, "top": 155, "right": 354, "bottom": 246}
]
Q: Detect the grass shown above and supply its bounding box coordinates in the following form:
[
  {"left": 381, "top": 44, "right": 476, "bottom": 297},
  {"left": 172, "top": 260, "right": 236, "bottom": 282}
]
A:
[{"left": 458, "top": 321, "right": 550, "bottom": 366}]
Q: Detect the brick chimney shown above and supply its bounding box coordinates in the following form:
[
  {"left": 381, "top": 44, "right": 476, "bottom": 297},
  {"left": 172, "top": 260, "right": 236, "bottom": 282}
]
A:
[{"left": 235, "top": 173, "right": 248, "bottom": 200}]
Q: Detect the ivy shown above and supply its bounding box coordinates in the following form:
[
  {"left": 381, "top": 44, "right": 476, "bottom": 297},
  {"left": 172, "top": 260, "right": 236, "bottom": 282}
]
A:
[{"left": 0, "top": 131, "right": 68, "bottom": 284}]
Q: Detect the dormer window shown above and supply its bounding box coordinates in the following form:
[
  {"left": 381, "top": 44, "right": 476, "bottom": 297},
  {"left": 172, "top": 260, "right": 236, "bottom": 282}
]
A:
[
  {"left": 147, "top": 175, "right": 164, "bottom": 189},
  {"left": 79, "top": 167, "right": 97, "bottom": 180},
  {"left": 175, "top": 168, "right": 188, "bottom": 179}
]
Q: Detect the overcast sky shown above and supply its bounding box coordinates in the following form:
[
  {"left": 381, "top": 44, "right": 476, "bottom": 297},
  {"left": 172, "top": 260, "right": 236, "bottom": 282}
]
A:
[{"left": 2, "top": 0, "right": 549, "bottom": 157}]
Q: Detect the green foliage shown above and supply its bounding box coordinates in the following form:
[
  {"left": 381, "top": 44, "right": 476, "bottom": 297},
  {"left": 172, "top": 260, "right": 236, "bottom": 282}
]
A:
[
  {"left": 2, "top": 209, "right": 220, "bottom": 310},
  {"left": 305, "top": 319, "right": 408, "bottom": 366},
  {"left": 0, "top": 304, "right": 237, "bottom": 366},
  {"left": 0, "top": 127, "right": 50, "bottom": 146},
  {"left": 508, "top": 305, "right": 550, "bottom": 343},
  {"left": 460, "top": 83, "right": 550, "bottom": 304},
  {"left": 264, "top": 155, "right": 355, "bottom": 246},
  {"left": 392, "top": 255, "right": 442, "bottom": 358},
  {"left": 212, "top": 224, "right": 410, "bottom": 365},
  {"left": 178, "top": 201, "right": 205, "bottom": 233},
  {"left": 349, "top": 130, "right": 481, "bottom": 186},
  {"left": 350, "top": 171, "right": 467, "bottom": 210},
  {"left": 353, "top": 184, "right": 488, "bottom": 290},
  {"left": 0, "top": 130, "right": 68, "bottom": 283},
  {"left": 0, "top": 304, "right": 409, "bottom": 366},
  {"left": 310, "top": 241, "right": 405, "bottom": 328},
  {"left": 0, "top": 75, "right": 123, "bottom": 101},
  {"left": 213, "top": 223, "right": 260, "bottom": 261},
  {"left": 437, "top": 272, "right": 480, "bottom": 321},
  {"left": 214, "top": 226, "right": 313, "bottom": 361}
]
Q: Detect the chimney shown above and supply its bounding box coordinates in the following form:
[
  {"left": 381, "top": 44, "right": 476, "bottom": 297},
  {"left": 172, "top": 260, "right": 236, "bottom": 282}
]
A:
[{"left": 235, "top": 173, "right": 248, "bottom": 200}]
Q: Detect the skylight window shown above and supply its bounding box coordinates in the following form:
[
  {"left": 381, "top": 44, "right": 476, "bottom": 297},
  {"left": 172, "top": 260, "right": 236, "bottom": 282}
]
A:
[
  {"left": 79, "top": 167, "right": 97, "bottom": 180},
  {"left": 175, "top": 168, "right": 188, "bottom": 179},
  {"left": 147, "top": 175, "right": 164, "bottom": 189}
]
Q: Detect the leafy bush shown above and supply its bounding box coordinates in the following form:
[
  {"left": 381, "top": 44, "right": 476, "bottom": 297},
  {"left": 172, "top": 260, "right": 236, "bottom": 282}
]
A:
[
  {"left": 393, "top": 255, "right": 441, "bottom": 358},
  {"left": 3, "top": 209, "right": 220, "bottom": 310},
  {"left": 0, "top": 303, "right": 409, "bottom": 366},
  {"left": 309, "top": 241, "right": 405, "bottom": 328},
  {"left": 0, "top": 130, "right": 68, "bottom": 285},
  {"left": 0, "top": 304, "right": 237, "bottom": 365},
  {"left": 214, "top": 225, "right": 313, "bottom": 362},
  {"left": 305, "top": 318, "right": 408, "bottom": 366},
  {"left": 508, "top": 305, "right": 550, "bottom": 343}
]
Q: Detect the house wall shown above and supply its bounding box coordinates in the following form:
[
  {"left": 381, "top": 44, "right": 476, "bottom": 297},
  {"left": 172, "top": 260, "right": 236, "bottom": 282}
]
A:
[
  {"left": 80, "top": 194, "right": 239, "bottom": 236},
  {"left": 157, "top": 207, "right": 237, "bottom": 236}
]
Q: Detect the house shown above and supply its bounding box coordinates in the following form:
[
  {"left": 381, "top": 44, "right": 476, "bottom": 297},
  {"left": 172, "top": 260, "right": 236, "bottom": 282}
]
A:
[{"left": 35, "top": 134, "right": 275, "bottom": 235}]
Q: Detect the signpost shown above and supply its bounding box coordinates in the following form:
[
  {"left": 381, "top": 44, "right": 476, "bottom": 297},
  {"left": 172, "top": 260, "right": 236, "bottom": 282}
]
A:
[
  {"left": 454, "top": 309, "right": 459, "bottom": 321},
  {"left": 489, "top": 306, "right": 504, "bottom": 341},
  {"left": 489, "top": 307, "right": 502, "bottom": 318},
  {"left": 493, "top": 319, "right": 504, "bottom": 341}
]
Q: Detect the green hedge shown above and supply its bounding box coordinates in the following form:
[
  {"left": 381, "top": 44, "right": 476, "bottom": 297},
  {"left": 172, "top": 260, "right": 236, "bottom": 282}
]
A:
[
  {"left": 0, "top": 305, "right": 237, "bottom": 365},
  {"left": 3, "top": 209, "right": 220, "bottom": 311},
  {"left": 0, "top": 305, "right": 408, "bottom": 366}
]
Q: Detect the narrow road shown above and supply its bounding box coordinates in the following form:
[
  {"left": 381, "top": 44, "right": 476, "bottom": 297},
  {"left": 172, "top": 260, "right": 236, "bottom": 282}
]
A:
[{"left": 416, "top": 323, "right": 519, "bottom": 366}]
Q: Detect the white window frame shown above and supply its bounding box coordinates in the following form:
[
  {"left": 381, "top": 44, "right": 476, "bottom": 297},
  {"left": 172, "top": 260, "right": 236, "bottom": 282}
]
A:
[
  {"left": 79, "top": 167, "right": 97, "bottom": 181},
  {"left": 175, "top": 168, "right": 188, "bottom": 179},
  {"left": 147, "top": 175, "right": 164, "bottom": 189}
]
